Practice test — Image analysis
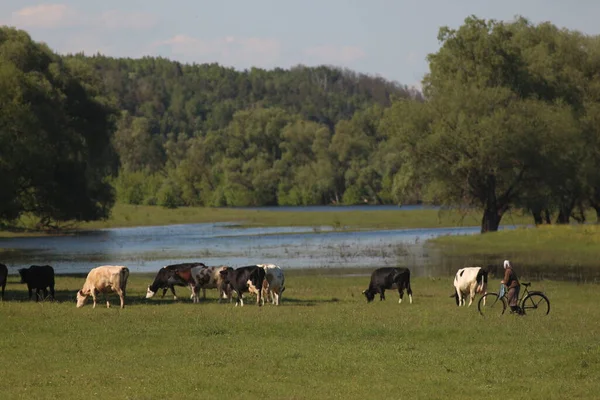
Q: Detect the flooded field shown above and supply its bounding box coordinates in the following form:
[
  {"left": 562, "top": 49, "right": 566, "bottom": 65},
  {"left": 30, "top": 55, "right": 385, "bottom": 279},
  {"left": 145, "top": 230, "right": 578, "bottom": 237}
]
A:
[
  {"left": 0, "top": 222, "right": 482, "bottom": 276},
  {"left": 1, "top": 217, "right": 598, "bottom": 282}
]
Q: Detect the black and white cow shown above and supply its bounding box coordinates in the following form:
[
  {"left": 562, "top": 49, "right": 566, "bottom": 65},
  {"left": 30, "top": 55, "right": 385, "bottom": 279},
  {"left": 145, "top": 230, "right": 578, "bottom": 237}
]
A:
[
  {"left": 18, "top": 265, "right": 55, "bottom": 302},
  {"left": 0, "top": 263, "right": 7, "bottom": 301},
  {"left": 451, "top": 266, "right": 488, "bottom": 307},
  {"left": 146, "top": 263, "right": 205, "bottom": 300},
  {"left": 219, "top": 265, "right": 266, "bottom": 307},
  {"left": 362, "top": 267, "right": 413, "bottom": 304}
]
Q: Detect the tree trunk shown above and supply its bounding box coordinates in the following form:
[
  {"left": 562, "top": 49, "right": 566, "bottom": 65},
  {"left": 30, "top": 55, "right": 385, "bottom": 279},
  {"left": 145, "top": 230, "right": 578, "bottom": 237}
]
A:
[
  {"left": 544, "top": 209, "right": 552, "bottom": 225},
  {"left": 556, "top": 200, "right": 574, "bottom": 224},
  {"left": 481, "top": 208, "right": 502, "bottom": 233},
  {"left": 480, "top": 174, "right": 505, "bottom": 233},
  {"left": 531, "top": 208, "right": 543, "bottom": 225}
]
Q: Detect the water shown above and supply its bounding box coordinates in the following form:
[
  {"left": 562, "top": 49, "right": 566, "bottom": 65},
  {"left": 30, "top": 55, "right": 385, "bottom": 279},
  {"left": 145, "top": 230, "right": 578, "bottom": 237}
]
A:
[{"left": 0, "top": 221, "right": 484, "bottom": 276}]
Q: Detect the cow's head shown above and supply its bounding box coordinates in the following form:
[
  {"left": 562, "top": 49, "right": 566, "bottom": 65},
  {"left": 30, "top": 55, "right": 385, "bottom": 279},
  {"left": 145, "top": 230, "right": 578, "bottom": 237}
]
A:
[
  {"left": 17, "top": 268, "right": 28, "bottom": 283},
  {"left": 145, "top": 285, "right": 156, "bottom": 299},
  {"left": 362, "top": 289, "right": 376, "bottom": 302},
  {"left": 76, "top": 290, "right": 88, "bottom": 308}
]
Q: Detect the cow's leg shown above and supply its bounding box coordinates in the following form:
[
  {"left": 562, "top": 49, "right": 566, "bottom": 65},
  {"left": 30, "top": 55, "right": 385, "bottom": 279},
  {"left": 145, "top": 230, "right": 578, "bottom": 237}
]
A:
[
  {"left": 398, "top": 287, "right": 404, "bottom": 304},
  {"left": 380, "top": 288, "right": 385, "bottom": 301},
  {"left": 49, "top": 285, "right": 55, "bottom": 301},
  {"left": 27, "top": 287, "right": 33, "bottom": 301},
  {"left": 91, "top": 289, "right": 98, "bottom": 309},
  {"left": 239, "top": 293, "right": 244, "bottom": 307},
  {"left": 118, "top": 290, "right": 125, "bottom": 309},
  {"left": 407, "top": 283, "right": 413, "bottom": 304},
  {"left": 161, "top": 287, "right": 168, "bottom": 298},
  {"left": 104, "top": 292, "right": 111, "bottom": 308},
  {"left": 169, "top": 285, "right": 177, "bottom": 300},
  {"left": 202, "top": 288, "right": 206, "bottom": 300},
  {"left": 468, "top": 287, "right": 475, "bottom": 307}
]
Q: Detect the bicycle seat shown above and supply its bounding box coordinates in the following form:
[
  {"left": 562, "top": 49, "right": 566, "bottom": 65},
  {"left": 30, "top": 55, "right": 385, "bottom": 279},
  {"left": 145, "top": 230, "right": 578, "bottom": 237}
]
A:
[{"left": 522, "top": 282, "right": 531, "bottom": 287}]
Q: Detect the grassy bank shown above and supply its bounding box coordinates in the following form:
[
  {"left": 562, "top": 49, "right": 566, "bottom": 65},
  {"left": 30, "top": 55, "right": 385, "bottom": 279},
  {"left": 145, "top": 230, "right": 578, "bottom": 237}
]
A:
[
  {"left": 1, "top": 203, "right": 536, "bottom": 238},
  {"left": 0, "top": 270, "right": 599, "bottom": 399},
  {"left": 430, "top": 224, "right": 600, "bottom": 270}
]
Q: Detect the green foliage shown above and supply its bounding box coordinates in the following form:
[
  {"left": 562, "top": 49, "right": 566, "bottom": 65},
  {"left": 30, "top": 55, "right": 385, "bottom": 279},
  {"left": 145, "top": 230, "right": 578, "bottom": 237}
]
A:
[{"left": 0, "top": 27, "right": 116, "bottom": 227}]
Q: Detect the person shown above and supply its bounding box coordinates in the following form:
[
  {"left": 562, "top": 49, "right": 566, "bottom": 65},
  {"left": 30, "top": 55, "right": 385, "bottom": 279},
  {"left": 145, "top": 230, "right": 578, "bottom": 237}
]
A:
[{"left": 501, "top": 260, "right": 522, "bottom": 315}]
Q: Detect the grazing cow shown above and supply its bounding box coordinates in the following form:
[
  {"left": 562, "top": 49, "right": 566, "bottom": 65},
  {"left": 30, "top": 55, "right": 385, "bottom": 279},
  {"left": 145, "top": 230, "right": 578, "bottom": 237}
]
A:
[
  {"left": 0, "top": 263, "right": 7, "bottom": 301},
  {"left": 18, "top": 265, "right": 55, "bottom": 302},
  {"left": 76, "top": 265, "right": 129, "bottom": 309},
  {"left": 257, "top": 264, "right": 285, "bottom": 306},
  {"left": 145, "top": 263, "right": 204, "bottom": 300},
  {"left": 451, "top": 266, "right": 488, "bottom": 307},
  {"left": 190, "top": 265, "right": 232, "bottom": 303},
  {"left": 362, "top": 267, "right": 413, "bottom": 304},
  {"left": 219, "top": 265, "right": 266, "bottom": 307}
]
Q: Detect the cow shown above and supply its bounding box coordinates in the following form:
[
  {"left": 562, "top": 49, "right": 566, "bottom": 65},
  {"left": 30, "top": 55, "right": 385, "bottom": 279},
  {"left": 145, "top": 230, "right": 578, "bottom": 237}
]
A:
[
  {"left": 190, "top": 265, "right": 232, "bottom": 303},
  {"left": 219, "top": 265, "right": 266, "bottom": 307},
  {"left": 76, "top": 265, "right": 130, "bottom": 309},
  {"left": 257, "top": 264, "right": 285, "bottom": 306},
  {"left": 18, "top": 265, "right": 55, "bottom": 302},
  {"left": 0, "top": 263, "right": 7, "bottom": 301},
  {"left": 146, "top": 263, "right": 204, "bottom": 300},
  {"left": 451, "top": 266, "right": 488, "bottom": 307},
  {"left": 362, "top": 267, "right": 413, "bottom": 304}
]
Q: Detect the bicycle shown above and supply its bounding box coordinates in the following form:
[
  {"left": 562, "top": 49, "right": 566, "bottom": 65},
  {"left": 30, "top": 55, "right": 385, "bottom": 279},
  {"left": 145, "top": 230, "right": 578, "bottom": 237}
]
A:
[{"left": 477, "top": 282, "right": 550, "bottom": 316}]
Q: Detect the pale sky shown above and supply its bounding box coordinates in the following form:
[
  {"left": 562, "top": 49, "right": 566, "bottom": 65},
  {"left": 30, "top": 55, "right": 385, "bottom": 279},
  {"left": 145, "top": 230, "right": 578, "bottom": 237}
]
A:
[{"left": 2, "top": 1, "right": 600, "bottom": 88}]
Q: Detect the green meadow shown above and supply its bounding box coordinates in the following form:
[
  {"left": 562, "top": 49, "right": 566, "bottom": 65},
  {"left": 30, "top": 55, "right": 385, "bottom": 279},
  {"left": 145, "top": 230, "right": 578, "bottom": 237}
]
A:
[{"left": 0, "top": 270, "right": 599, "bottom": 400}]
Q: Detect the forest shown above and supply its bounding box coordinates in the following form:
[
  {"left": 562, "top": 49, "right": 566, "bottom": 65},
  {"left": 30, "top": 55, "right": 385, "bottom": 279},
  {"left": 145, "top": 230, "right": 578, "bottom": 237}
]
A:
[{"left": 2, "top": 15, "right": 600, "bottom": 232}]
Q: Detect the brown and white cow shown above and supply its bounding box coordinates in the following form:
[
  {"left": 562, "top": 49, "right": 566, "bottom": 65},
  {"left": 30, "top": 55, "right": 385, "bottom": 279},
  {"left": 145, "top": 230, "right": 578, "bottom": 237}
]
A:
[
  {"left": 257, "top": 264, "right": 285, "bottom": 306},
  {"left": 190, "top": 265, "right": 233, "bottom": 303},
  {"left": 76, "top": 265, "right": 129, "bottom": 309},
  {"left": 146, "top": 263, "right": 205, "bottom": 300}
]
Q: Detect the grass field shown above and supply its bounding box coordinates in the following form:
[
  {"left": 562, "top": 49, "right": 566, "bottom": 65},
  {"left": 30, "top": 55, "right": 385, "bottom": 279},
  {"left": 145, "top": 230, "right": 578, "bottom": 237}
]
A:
[
  {"left": 1, "top": 269, "right": 599, "bottom": 399},
  {"left": 0, "top": 203, "right": 538, "bottom": 238}
]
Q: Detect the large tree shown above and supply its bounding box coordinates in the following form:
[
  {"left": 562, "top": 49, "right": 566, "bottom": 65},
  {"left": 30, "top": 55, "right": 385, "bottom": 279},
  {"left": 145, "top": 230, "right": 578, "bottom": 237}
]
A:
[{"left": 0, "top": 27, "right": 117, "bottom": 227}]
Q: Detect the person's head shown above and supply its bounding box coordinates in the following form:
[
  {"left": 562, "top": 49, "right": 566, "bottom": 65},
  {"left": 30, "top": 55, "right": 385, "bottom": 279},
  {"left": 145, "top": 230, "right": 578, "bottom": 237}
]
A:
[{"left": 503, "top": 260, "right": 512, "bottom": 269}]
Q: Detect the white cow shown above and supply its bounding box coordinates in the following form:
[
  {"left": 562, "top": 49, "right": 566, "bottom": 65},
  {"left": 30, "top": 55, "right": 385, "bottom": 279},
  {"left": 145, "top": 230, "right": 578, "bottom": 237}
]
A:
[
  {"left": 190, "top": 265, "right": 233, "bottom": 304},
  {"left": 257, "top": 264, "right": 285, "bottom": 306},
  {"left": 452, "top": 266, "right": 488, "bottom": 307},
  {"left": 76, "top": 265, "right": 129, "bottom": 309}
]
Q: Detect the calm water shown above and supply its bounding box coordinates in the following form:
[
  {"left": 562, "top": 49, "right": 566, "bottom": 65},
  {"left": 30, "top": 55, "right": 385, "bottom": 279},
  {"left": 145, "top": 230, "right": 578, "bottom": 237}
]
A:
[
  {"left": 0, "top": 221, "right": 485, "bottom": 276},
  {"left": 2, "top": 204, "right": 596, "bottom": 281}
]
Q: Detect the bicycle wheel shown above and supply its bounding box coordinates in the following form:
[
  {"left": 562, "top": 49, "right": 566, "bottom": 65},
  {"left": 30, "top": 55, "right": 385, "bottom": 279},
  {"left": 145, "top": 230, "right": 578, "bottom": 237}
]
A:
[
  {"left": 478, "top": 293, "right": 506, "bottom": 316},
  {"left": 520, "top": 292, "right": 550, "bottom": 315}
]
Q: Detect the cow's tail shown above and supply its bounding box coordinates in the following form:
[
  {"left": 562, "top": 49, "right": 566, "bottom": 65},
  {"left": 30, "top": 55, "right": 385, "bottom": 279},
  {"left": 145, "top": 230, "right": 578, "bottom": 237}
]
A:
[
  {"left": 476, "top": 268, "right": 488, "bottom": 293},
  {"left": 404, "top": 269, "right": 412, "bottom": 294}
]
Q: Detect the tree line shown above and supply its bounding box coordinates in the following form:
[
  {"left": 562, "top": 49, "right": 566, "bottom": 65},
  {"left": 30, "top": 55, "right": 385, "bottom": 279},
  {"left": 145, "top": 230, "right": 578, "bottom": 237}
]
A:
[{"left": 2, "top": 16, "right": 600, "bottom": 233}]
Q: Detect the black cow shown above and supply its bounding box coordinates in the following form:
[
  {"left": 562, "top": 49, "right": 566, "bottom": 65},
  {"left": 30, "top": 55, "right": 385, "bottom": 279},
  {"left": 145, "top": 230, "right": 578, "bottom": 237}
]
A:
[
  {"left": 145, "top": 263, "right": 205, "bottom": 300},
  {"left": 219, "top": 265, "right": 266, "bottom": 307},
  {"left": 0, "top": 263, "right": 7, "bottom": 301},
  {"left": 362, "top": 267, "right": 413, "bottom": 304},
  {"left": 18, "top": 265, "right": 55, "bottom": 302}
]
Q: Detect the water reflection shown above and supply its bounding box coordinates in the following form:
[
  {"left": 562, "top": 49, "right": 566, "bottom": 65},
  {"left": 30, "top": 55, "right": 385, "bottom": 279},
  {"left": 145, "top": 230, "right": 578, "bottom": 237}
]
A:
[
  {"left": 0, "top": 222, "right": 481, "bottom": 275},
  {"left": 2, "top": 221, "right": 594, "bottom": 282}
]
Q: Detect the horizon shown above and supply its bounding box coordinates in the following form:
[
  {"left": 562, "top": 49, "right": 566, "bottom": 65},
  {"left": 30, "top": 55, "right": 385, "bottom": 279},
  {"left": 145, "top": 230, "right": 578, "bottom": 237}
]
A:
[{"left": 2, "top": 1, "right": 600, "bottom": 89}]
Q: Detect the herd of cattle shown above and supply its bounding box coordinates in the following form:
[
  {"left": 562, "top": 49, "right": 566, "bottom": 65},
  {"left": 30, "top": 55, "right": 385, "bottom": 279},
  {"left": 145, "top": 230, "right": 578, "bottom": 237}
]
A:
[{"left": 0, "top": 261, "right": 490, "bottom": 309}]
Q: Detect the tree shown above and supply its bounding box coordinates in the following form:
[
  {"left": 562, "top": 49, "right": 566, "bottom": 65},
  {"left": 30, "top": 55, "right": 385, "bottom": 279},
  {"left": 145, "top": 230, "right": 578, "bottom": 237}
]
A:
[{"left": 0, "top": 27, "right": 117, "bottom": 227}]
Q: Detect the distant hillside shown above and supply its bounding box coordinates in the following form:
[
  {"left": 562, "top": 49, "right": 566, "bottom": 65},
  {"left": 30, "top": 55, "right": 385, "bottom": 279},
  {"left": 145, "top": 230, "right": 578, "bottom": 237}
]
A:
[{"left": 66, "top": 54, "right": 422, "bottom": 134}]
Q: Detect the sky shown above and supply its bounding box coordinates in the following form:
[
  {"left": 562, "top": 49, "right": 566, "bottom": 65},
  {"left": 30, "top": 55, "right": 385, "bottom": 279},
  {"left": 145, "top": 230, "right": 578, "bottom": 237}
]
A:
[{"left": 2, "top": 1, "right": 600, "bottom": 89}]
